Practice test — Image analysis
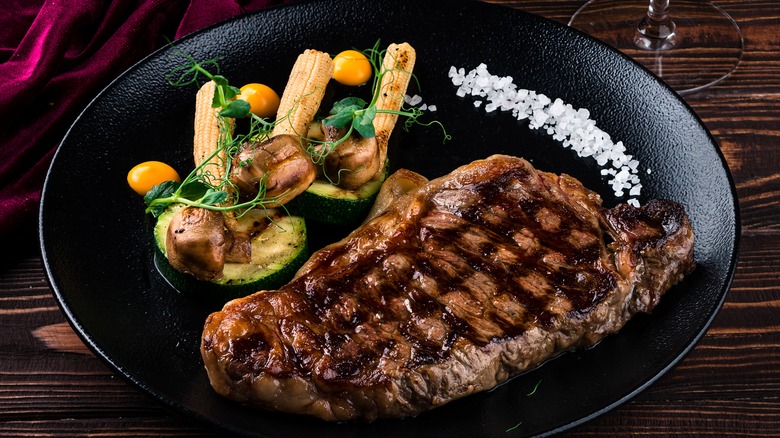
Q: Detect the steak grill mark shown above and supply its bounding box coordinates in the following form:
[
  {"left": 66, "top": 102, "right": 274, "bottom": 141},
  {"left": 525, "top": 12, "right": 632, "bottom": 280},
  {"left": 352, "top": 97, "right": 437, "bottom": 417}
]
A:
[
  {"left": 202, "top": 155, "right": 695, "bottom": 421},
  {"left": 237, "top": 162, "right": 617, "bottom": 380}
]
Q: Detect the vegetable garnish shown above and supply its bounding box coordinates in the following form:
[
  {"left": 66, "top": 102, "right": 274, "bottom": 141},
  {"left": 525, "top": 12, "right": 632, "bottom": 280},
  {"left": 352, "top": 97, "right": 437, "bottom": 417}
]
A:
[
  {"left": 165, "top": 52, "right": 251, "bottom": 120},
  {"left": 238, "top": 83, "right": 281, "bottom": 118},
  {"left": 310, "top": 41, "right": 450, "bottom": 167},
  {"left": 503, "top": 379, "right": 542, "bottom": 433},
  {"left": 505, "top": 422, "right": 523, "bottom": 433},
  {"left": 143, "top": 144, "right": 285, "bottom": 218},
  {"left": 145, "top": 42, "right": 448, "bottom": 217},
  {"left": 164, "top": 48, "right": 279, "bottom": 134},
  {"left": 526, "top": 379, "right": 542, "bottom": 396},
  {"left": 127, "top": 161, "right": 181, "bottom": 196},
  {"left": 327, "top": 96, "right": 377, "bottom": 138},
  {"left": 143, "top": 49, "right": 287, "bottom": 217},
  {"left": 332, "top": 49, "right": 372, "bottom": 86}
]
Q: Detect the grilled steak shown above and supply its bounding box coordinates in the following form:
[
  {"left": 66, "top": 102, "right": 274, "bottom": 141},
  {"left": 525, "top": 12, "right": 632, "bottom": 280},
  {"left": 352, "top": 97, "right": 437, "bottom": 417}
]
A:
[{"left": 201, "top": 154, "right": 695, "bottom": 421}]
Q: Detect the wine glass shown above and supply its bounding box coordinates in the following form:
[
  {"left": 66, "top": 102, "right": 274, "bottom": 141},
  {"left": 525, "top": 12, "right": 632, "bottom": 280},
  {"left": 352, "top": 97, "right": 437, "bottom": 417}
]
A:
[{"left": 568, "top": 0, "right": 743, "bottom": 95}]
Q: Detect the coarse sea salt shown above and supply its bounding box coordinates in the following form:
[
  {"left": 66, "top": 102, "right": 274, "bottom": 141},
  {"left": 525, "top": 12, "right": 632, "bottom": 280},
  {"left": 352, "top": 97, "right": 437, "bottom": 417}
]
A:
[
  {"left": 449, "top": 64, "right": 643, "bottom": 207},
  {"left": 404, "top": 94, "right": 437, "bottom": 112}
]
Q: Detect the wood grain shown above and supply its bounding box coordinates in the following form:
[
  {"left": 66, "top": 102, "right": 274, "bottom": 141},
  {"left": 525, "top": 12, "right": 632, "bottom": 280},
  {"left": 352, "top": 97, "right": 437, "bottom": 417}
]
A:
[
  {"left": 31, "top": 323, "right": 92, "bottom": 355},
  {"left": 2, "top": 0, "right": 779, "bottom": 436}
]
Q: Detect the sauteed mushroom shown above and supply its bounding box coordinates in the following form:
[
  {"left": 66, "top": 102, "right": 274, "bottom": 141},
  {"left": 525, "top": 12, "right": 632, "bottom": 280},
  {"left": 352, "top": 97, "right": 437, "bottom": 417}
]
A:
[
  {"left": 321, "top": 123, "right": 381, "bottom": 190},
  {"left": 230, "top": 134, "right": 316, "bottom": 206},
  {"left": 166, "top": 207, "right": 251, "bottom": 281},
  {"left": 166, "top": 207, "right": 230, "bottom": 281}
]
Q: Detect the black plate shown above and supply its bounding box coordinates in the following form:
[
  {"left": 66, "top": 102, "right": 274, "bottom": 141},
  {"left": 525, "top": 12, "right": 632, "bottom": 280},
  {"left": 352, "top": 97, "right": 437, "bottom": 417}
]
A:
[{"left": 39, "top": 0, "right": 739, "bottom": 436}]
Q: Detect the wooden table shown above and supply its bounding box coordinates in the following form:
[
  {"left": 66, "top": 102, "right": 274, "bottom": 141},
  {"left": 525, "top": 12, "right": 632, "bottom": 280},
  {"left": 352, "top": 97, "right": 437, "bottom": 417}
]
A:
[{"left": 2, "top": 0, "right": 778, "bottom": 436}]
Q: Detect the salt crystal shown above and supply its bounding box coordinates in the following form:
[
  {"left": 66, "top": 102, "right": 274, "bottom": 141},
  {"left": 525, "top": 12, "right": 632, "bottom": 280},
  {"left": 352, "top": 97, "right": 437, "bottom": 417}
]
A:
[
  {"left": 549, "top": 98, "right": 565, "bottom": 117},
  {"left": 532, "top": 109, "right": 548, "bottom": 126},
  {"left": 450, "top": 63, "right": 643, "bottom": 203}
]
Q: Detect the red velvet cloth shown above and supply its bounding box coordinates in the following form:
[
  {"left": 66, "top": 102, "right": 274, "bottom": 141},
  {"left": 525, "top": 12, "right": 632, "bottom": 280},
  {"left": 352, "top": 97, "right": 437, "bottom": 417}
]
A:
[{"left": 0, "top": 0, "right": 285, "bottom": 250}]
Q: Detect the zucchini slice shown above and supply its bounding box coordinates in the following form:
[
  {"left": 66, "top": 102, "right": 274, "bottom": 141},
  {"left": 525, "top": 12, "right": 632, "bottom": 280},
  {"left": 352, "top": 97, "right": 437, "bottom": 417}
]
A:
[
  {"left": 153, "top": 204, "right": 308, "bottom": 301},
  {"left": 287, "top": 166, "right": 388, "bottom": 227}
]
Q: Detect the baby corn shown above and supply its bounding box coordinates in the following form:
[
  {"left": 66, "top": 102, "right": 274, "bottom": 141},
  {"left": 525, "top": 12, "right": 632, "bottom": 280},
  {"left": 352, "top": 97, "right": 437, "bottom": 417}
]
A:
[
  {"left": 193, "top": 80, "right": 234, "bottom": 185},
  {"left": 373, "top": 43, "right": 416, "bottom": 166},
  {"left": 272, "top": 49, "right": 334, "bottom": 139}
]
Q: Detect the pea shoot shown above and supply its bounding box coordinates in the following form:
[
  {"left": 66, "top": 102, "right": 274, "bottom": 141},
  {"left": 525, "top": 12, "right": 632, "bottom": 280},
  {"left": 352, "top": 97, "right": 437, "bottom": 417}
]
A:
[
  {"left": 144, "top": 41, "right": 450, "bottom": 217},
  {"left": 310, "top": 40, "right": 450, "bottom": 165},
  {"left": 144, "top": 49, "right": 280, "bottom": 217}
]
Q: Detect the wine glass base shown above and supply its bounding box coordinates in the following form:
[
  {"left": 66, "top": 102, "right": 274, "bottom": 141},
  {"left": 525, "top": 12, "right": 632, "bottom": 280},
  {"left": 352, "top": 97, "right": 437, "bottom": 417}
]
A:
[{"left": 569, "top": 0, "right": 743, "bottom": 95}]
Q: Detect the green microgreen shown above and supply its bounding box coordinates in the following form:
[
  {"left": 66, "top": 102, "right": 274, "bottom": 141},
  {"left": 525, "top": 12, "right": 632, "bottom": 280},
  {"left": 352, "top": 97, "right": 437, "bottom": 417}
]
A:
[
  {"left": 147, "top": 41, "right": 450, "bottom": 217},
  {"left": 312, "top": 40, "right": 450, "bottom": 167},
  {"left": 220, "top": 98, "right": 251, "bottom": 118},
  {"left": 324, "top": 96, "right": 377, "bottom": 138},
  {"left": 505, "top": 422, "right": 522, "bottom": 432},
  {"left": 526, "top": 379, "right": 542, "bottom": 396},
  {"left": 503, "top": 379, "right": 543, "bottom": 434},
  {"left": 145, "top": 47, "right": 287, "bottom": 216},
  {"left": 142, "top": 141, "right": 282, "bottom": 218}
]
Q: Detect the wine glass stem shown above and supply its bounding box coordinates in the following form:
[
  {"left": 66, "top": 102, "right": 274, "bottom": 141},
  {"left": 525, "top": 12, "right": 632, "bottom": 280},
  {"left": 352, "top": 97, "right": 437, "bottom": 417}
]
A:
[{"left": 635, "top": 0, "right": 677, "bottom": 50}]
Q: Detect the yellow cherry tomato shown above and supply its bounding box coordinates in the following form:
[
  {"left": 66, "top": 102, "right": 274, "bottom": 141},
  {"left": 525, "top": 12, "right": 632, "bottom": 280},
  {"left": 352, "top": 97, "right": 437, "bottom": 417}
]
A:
[
  {"left": 238, "top": 83, "right": 280, "bottom": 118},
  {"left": 332, "top": 50, "right": 372, "bottom": 86},
  {"left": 127, "top": 161, "right": 180, "bottom": 196}
]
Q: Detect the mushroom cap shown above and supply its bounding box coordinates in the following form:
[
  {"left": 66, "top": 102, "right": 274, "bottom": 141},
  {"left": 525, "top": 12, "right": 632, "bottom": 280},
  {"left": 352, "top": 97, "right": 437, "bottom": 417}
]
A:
[
  {"left": 166, "top": 207, "right": 230, "bottom": 281},
  {"left": 322, "top": 124, "right": 382, "bottom": 190},
  {"left": 231, "top": 134, "right": 316, "bottom": 206}
]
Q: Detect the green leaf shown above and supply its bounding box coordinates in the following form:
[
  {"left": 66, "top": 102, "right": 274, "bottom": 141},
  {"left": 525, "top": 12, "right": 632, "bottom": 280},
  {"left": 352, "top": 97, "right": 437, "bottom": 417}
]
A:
[
  {"left": 147, "top": 203, "right": 168, "bottom": 218},
  {"left": 353, "top": 105, "right": 376, "bottom": 138},
  {"left": 143, "top": 180, "right": 179, "bottom": 206},
  {"left": 211, "top": 89, "right": 222, "bottom": 108},
  {"left": 212, "top": 75, "right": 229, "bottom": 87},
  {"left": 323, "top": 109, "right": 355, "bottom": 129},
  {"left": 220, "top": 99, "right": 251, "bottom": 118},
  {"left": 330, "top": 96, "right": 367, "bottom": 115},
  {"left": 223, "top": 85, "right": 241, "bottom": 101},
  {"left": 177, "top": 180, "right": 210, "bottom": 200},
  {"left": 200, "top": 189, "right": 228, "bottom": 205},
  {"left": 322, "top": 97, "right": 370, "bottom": 129}
]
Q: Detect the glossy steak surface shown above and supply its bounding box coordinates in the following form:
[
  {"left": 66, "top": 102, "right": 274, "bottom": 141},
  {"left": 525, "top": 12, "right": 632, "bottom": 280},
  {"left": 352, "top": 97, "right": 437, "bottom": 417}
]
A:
[{"left": 201, "top": 155, "right": 695, "bottom": 421}]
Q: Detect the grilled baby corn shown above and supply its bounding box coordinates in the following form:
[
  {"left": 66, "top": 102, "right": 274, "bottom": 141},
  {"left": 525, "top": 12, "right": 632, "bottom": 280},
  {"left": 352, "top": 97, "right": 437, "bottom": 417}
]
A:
[
  {"left": 193, "top": 80, "right": 234, "bottom": 185},
  {"left": 373, "top": 43, "right": 416, "bottom": 167},
  {"left": 272, "top": 50, "right": 334, "bottom": 139}
]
